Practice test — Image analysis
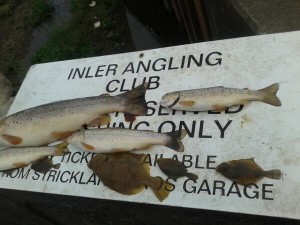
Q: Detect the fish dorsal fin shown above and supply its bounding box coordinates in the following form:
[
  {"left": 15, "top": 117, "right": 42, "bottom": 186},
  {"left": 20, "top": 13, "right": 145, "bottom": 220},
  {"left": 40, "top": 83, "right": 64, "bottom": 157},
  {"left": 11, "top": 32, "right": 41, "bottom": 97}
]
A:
[
  {"left": 99, "top": 93, "right": 110, "bottom": 97},
  {"left": 244, "top": 158, "right": 263, "bottom": 170}
]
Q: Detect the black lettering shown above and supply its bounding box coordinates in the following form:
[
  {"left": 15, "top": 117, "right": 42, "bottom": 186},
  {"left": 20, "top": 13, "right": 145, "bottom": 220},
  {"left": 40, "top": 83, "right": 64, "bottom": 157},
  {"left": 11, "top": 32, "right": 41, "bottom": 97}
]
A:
[
  {"left": 183, "top": 179, "right": 196, "bottom": 193},
  {"left": 134, "top": 121, "right": 149, "bottom": 129},
  {"left": 146, "top": 101, "right": 157, "bottom": 116},
  {"left": 60, "top": 171, "right": 71, "bottom": 183},
  {"left": 182, "top": 155, "right": 193, "bottom": 168},
  {"left": 165, "top": 178, "right": 176, "bottom": 191},
  {"left": 80, "top": 152, "right": 92, "bottom": 164},
  {"left": 158, "top": 121, "right": 176, "bottom": 133},
  {"left": 206, "top": 52, "right": 222, "bottom": 66},
  {"left": 227, "top": 182, "right": 242, "bottom": 197},
  {"left": 69, "top": 171, "right": 79, "bottom": 183},
  {"left": 32, "top": 171, "right": 40, "bottom": 180},
  {"left": 197, "top": 180, "right": 211, "bottom": 194},
  {"left": 225, "top": 105, "right": 244, "bottom": 114},
  {"left": 195, "top": 155, "right": 204, "bottom": 169},
  {"left": 95, "top": 65, "right": 106, "bottom": 77},
  {"left": 208, "top": 110, "right": 221, "bottom": 114},
  {"left": 55, "top": 170, "right": 62, "bottom": 182},
  {"left": 152, "top": 58, "right": 166, "bottom": 71},
  {"left": 187, "top": 54, "right": 203, "bottom": 68},
  {"left": 120, "top": 79, "right": 130, "bottom": 92},
  {"left": 18, "top": 168, "right": 30, "bottom": 179},
  {"left": 137, "top": 60, "right": 151, "bottom": 73},
  {"left": 85, "top": 67, "right": 92, "bottom": 78},
  {"left": 71, "top": 152, "right": 81, "bottom": 163},
  {"left": 168, "top": 57, "right": 179, "bottom": 70},
  {"left": 106, "top": 80, "right": 119, "bottom": 93},
  {"left": 86, "top": 173, "right": 98, "bottom": 185},
  {"left": 79, "top": 172, "right": 86, "bottom": 184},
  {"left": 47, "top": 170, "right": 57, "bottom": 182},
  {"left": 67, "top": 68, "right": 73, "bottom": 80},
  {"left": 142, "top": 154, "right": 152, "bottom": 166},
  {"left": 73, "top": 67, "right": 86, "bottom": 79},
  {"left": 213, "top": 180, "right": 225, "bottom": 195},
  {"left": 122, "top": 62, "right": 134, "bottom": 74},
  {"left": 198, "top": 121, "right": 212, "bottom": 138},
  {"left": 153, "top": 154, "right": 164, "bottom": 166},
  {"left": 180, "top": 56, "right": 186, "bottom": 68},
  {"left": 106, "top": 64, "right": 118, "bottom": 76},
  {"left": 148, "top": 76, "right": 160, "bottom": 90},
  {"left": 215, "top": 120, "right": 232, "bottom": 138},
  {"left": 262, "top": 184, "right": 274, "bottom": 200},
  {"left": 158, "top": 105, "right": 170, "bottom": 116},
  {"left": 179, "top": 121, "right": 195, "bottom": 138},
  {"left": 207, "top": 156, "right": 217, "bottom": 169},
  {"left": 243, "top": 184, "right": 259, "bottom": 199}
]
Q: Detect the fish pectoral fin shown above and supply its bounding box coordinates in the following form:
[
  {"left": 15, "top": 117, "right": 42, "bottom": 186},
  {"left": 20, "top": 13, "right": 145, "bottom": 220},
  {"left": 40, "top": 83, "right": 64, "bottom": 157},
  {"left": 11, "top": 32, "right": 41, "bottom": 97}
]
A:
[
  {"left": 81, "top": 142, "right": 95, "bottom": 151},
  {"left": 99, "top": 93, "right": 110, "bottom": 97},
  {"left": 87, "top": 115, "right": 111, "bottom": 127},
  {"left": 13, "top": 162, "right": 29, "bottom": 168},
  {"left": 2, "top": 134, "right": 23, "bottom": 145},
  {"left": 178, "top": 100, "right": 196, "bottom": 107},
  {"left": 212, "top": 105, "right": 226, "bottom": 112},
  {"left": 52, "top": 131, "right": 73, "bottom": 140}
]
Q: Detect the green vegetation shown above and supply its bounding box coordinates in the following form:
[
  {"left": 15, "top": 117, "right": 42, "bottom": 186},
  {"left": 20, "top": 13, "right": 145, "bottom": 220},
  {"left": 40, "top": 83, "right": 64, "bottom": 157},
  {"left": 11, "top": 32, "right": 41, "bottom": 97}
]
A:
[
  {"left": 31, "top": 0, "right": 132, "bottom": 64},
  {"left": 30, "top": 0, "right": 54, "bottom": 25}
]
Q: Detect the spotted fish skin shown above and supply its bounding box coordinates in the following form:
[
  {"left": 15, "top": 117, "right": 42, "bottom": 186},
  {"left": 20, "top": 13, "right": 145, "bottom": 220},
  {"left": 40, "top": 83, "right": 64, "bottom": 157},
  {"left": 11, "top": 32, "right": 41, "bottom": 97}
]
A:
[
  {"left": 160, "top": 83, "right": 281, "bottom": 112},
  {"left": 0, "top": 84, "right": 147, "bottom": 147},
  {"left": 67, "top": 128, "right": 187, "bottom": 153}
]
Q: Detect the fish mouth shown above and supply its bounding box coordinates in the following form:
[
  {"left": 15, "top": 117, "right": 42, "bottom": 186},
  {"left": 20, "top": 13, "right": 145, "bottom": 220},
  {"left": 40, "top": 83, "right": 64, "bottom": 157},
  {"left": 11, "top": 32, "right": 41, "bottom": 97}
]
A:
[{"left": 165, "top": 95, "right": 180, "bottom": 108}]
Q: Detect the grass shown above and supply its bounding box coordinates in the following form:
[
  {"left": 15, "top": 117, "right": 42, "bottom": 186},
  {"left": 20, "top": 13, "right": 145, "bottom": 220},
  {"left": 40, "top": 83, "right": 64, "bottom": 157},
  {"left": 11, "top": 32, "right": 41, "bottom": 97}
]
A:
[
  {"left": 31, "top": 0, "right": 131, "bottom": 64},
  {"left": 31, "top": 26, "right": 95, "bottom": 64},
  {"left": 30, "top": 0, "right": 54, "bottom": 26}
]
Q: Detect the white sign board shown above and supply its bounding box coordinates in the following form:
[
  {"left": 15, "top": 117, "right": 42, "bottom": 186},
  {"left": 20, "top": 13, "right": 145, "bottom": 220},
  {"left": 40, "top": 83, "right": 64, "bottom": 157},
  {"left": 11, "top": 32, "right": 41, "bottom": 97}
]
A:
[{"left": 1, "top": 31, "right": 299, "bottom": 219}]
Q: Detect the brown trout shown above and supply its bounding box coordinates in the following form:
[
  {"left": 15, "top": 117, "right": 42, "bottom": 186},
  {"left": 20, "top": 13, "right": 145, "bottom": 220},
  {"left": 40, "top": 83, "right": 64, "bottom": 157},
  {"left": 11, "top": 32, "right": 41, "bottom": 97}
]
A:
[
  {"left": 0, "top": 142, "right": 68, "bottom": 171},
  {"left": 0, "top": 83, "right": 148, "bottom": 147},
  {"left": 216, "top": 158, "right": 282, "bottom": 186},
  {"left": 67, "top": 128, "right": 187, "bottom": 153},
  {"left": 160, "top": 83, "right": 281, "bottom": 112},
  {"left": 157, "top": 158, "right": 198, "bottom": 181},
  {"left": 88, "top": 152, "right": 172, "bottom": 202}
]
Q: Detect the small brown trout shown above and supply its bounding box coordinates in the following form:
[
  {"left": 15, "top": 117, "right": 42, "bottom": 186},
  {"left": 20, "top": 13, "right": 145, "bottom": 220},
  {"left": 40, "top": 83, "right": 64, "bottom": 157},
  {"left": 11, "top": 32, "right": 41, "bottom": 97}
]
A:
[
  {"left": 0, "top": 83, "right": 148, "bottom": 147},
  {"left": 0, "top": 142, "right": 69, "bottom": 171},
  {"left": 160, "top": 83, "right": 281, "bottom": 112},
  {"left": 216, "top": 158, "right": 282, "bottom": 186},
  {"left": 67, "top": 128, "right": 187, "bottom": 153}
]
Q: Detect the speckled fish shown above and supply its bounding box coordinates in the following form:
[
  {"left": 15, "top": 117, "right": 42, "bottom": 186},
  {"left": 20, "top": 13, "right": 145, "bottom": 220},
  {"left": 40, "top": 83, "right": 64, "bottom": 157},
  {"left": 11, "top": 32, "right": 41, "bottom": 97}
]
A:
[
  {"left": 0, "top": 83, "right": 148, "bottom": 147},
  {"left": 0, "top": 142, "right": 68, "bottom": 172},
  {"left": 88, "top": 152, "right": 172, "bottom": 202},
  {"left": 160, "top": 83, "right": 281, "bottom": 112},
  {"left": 216, "top": 158, "right": 282, "bottom": 186},
  {"left": 67, "top": 128, "right": 187, "bottom": 153},
  {"left": 157, "top": 158, "right": 198, "bottom": 181}
]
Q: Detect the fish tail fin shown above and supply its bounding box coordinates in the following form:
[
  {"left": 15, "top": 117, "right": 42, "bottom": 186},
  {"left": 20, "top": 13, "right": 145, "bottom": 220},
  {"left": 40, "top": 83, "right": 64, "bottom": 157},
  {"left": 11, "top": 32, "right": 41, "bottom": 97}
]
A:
[
  {"left": 149, "top": 177, "right": 172, "bottom": 202},
  {"left": 165, "top": 129, "right": 187, "bottom": 152},
  {"left": 186, "top": 172, "right": 198, "bottom": 181},
  {"left": 54, "top": 141, "right": 70, "bottom": 156},
  {"left": 263, "top": 169, "right": 282, "bottom": 180},
  {"left": 258, "top": 83, "right": 281, "bottom": 106},
  {"left": 119, "top": 83, "right": 148, "bottom": 116}
]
